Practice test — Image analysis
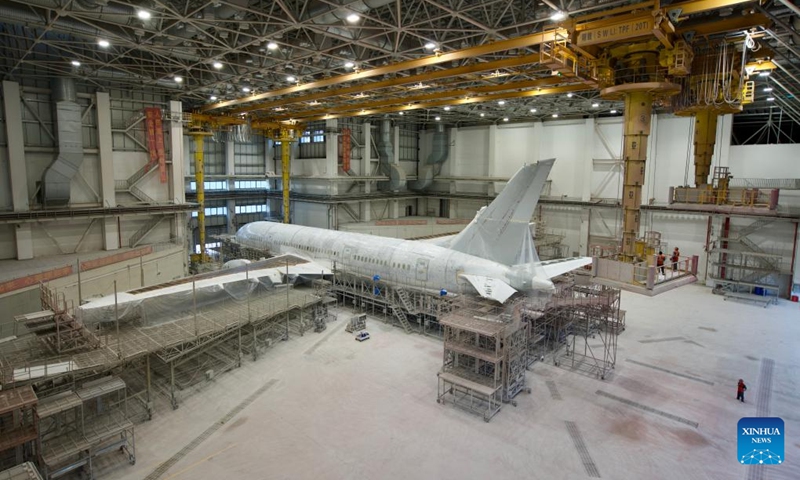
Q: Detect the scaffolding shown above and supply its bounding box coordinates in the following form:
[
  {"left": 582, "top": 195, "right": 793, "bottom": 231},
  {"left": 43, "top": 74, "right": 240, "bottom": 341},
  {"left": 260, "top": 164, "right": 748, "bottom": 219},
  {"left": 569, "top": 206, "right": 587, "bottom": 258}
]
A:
[
  {"left": 37, "top": 376, "right": 134, "bottom": 480},
  {"left": 522, "top": 281, "right": 621, "bottom": 380},
  {"left": 0, "top": 387, "right": 39, "bottom": 471},
  {"left": 436, "top": 297, "right": 531, "bottom": 422},
  {"left": 0, "top": 462, "right": 43, "bottom": 480}
]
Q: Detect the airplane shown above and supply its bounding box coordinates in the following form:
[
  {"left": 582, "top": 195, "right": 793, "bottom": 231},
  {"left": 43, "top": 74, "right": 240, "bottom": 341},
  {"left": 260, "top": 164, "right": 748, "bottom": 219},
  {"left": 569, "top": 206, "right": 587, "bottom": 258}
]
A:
[{"left": 234, "top": 158, "right": 592, "bottom": 303}]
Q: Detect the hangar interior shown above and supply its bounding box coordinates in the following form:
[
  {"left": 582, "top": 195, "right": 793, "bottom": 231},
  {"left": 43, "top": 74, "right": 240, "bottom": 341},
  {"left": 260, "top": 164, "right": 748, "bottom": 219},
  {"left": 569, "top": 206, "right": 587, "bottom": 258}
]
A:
[{"left": 0, "top": 0, "right": 798, "bottom": 479}]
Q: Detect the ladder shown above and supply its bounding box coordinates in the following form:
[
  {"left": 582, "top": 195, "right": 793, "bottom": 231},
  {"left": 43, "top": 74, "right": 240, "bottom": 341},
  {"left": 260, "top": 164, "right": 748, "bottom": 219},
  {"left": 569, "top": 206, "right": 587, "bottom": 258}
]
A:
[{"left": 391, "top": 306, "right": 412, "bottom": 334}]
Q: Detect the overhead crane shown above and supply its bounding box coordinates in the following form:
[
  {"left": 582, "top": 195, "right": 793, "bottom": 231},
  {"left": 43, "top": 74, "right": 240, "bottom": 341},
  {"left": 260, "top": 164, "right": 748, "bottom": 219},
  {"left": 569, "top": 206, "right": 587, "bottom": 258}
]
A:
[{"left": 184, "top": 114, "right": 303, "bottom": 263}]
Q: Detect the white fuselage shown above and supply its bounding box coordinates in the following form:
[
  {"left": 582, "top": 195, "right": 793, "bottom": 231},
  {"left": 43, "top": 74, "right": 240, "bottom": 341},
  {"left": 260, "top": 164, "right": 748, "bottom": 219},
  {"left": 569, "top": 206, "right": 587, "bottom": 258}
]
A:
[{"left": 236, "top": 222, "right": 511, "bottom": 294}]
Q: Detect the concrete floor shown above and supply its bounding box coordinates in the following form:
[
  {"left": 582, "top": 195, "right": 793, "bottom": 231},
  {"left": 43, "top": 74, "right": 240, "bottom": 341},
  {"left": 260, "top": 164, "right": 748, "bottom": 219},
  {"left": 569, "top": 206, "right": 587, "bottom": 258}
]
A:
[{"left": 98, "top": 284, "right": 800, "bottom": 480}]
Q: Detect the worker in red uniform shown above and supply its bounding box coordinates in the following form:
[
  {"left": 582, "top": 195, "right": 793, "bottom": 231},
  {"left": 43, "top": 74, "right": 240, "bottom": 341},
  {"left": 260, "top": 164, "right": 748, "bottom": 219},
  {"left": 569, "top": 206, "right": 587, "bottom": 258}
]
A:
[
  {"left": 671, "top": 247, "right": 680, "bottom": 272},
  {"left": 737, "top": 379, "right": 747, "bottom": 403},
  {"left": 657, "top": 251, "right": 666, "bottom": 277}
]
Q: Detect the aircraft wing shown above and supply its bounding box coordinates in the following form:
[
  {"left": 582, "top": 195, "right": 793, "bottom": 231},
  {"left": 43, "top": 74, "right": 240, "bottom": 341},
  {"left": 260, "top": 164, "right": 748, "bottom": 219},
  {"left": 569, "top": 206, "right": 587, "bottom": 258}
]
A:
[
  {"left": 459, "top": 274, "right": 517, "bottom": 303},
  {"left": 539, "top": 257, "right": 593, "bottom": 279}
]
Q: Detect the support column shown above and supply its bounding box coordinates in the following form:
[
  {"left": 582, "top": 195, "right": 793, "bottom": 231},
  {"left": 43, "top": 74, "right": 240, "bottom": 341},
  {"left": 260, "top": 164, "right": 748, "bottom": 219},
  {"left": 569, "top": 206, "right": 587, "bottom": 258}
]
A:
[
  {"left": 279, "top": 128, "right": 293, "bottom": 223},
  {"left": 392, "top": 125, "right": 400, "bottom": 166},
  {"left": 226, "top": 140, "right": 236, "bottom": 233},
  {"left": 3, "top": 81, "right": 33, "bottom": 259},
  {"left": 363, "top": 122, "right": 372, "bottom": 177},
  {"left": 619, "top": 91, "right": 652, "bottom": 258},
  {"left": 717, "top": 114, "right": 733, "bottom": 170},
  {"left": 693, "top": 110, "right": 719, "bottom": 186},
  {"left": 580, "top": 118, "right": 594, "bottom": 202},
  {"left": 96, "top": 92, "right": 119, "bottom": 250},
  {"left": 487, "top": 125, "right": 497, "bottom": 196},
  {"left": 192, "top": 134, "right": 208, "bottom": 259},
  {"left": 170, "top": 101, "right": 186, "bottom": 246},
  {"left": 325, "top": 119, "right": 339, "bottom": 195}
]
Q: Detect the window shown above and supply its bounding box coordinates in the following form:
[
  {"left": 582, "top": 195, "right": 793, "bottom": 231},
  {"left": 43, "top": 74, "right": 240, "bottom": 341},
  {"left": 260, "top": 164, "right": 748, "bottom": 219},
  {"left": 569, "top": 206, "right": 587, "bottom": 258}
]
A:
[
  {"left": 191, "top": 207, "right": 226, "bottom": 217},
  {"left": 195, "top": 241, "right": 221, "bottom": 254},
  {"left": 234, "top": 180, "right": 268, "bottom": 190},
  {"left": 235, "top": 204, "right": 267, "bottom": 214},
  {"left": 189, "top": 181, "right": 227, "bottom": 191},
  {"left": 299, "top": 131, "right": 311, "bottom": 144},
  {"left": 312, "top": 130, "right": 324, "bottom": 142}
]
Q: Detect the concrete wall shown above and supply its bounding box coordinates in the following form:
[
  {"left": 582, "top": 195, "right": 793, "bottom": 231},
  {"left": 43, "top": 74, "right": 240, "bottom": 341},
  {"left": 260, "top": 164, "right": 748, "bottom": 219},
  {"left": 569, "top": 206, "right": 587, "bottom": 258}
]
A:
[{"left": 0, "top": 245, "right": 186, "bottom": 337}]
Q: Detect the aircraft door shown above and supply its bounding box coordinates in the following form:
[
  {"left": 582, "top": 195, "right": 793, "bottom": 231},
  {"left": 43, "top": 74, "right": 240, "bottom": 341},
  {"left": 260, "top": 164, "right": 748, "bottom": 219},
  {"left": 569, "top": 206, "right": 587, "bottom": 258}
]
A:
[
  {"left": 343, "top": 246, "right": 353, "bottom": 266},
  {"left": 415, "top": 258, "right": 429, "bottom": 282}
]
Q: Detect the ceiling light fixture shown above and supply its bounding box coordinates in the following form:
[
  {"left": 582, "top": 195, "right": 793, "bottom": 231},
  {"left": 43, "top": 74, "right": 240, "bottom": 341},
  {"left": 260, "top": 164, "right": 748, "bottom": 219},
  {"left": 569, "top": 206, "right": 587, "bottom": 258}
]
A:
[
  {"left": 498, "top": 100, "right": 506, "bottom": 105},
  {"left": 767, "top": 97, "right": 775, "bottom": 101},
  {"left": 503, "top": 117, "right": 509, "bottom": 122},
  {"left": 567, "top": 93, "right": 573, "bottom": 98},
  {"left": 552, "top": 113, "right": 559, "bottom": 118},
  {"left": 267, "top": 41, "right": 278, "bottom": 50},
  {"left": 242, "top": 86, "right": 251, "bottom": 93},
  {"left": 610, "top": 109, "right": 617, "bottom": 114},
  {"left": 435, "top": 116, "right": 441, "bottom": 121},
  {"left": 759, "top": 71, "right": 771, "bottom": 77},
  {"left": 286, "top": 75, "right": 296, "bottom": 82},
  {"left": 551, "top": 11, "right": 566, "bottom": 21},
  {"left": 530, "top": 108, "right": 537, "bottom": 113},
  {"left": 98, "top": 39, "right": 110, "bottom": 48},
  {"left": 398, "top": 112, "right": 404, "bottom": 115},
  {"left": 592, "top": 103, "right": 599, "bottom": 107},
  {"left": 480, "top": 113, "right": 485, "bottom": 117},
  {"left": 71, "top": 60, "right": 81, "bottom": 67},
  {"left": 137, "top": 10, "right": 151, "bottom": 20},
  {"left": 344, "top": 61, "right": 355, "bottom": 68},
  {"left": 210, "top": 96, "right": 217, "bottom": 101},
  {"left": 763, "top": 87, "right": 773, "bottom": 92},
  {"left": 424, "top": 42, "right": 436, "bottom": 50},
  {"left": 346, "top": 13, "right": 360, "bottom": 23},
  {"left": 444, "top": 106, "right": 451, "bottom": 111},
  {"left": 174, "top": 76, "right": 183, "bottom": 83},
  {"left": 212, "top": 61, "right": 223, "bottom": 69}
]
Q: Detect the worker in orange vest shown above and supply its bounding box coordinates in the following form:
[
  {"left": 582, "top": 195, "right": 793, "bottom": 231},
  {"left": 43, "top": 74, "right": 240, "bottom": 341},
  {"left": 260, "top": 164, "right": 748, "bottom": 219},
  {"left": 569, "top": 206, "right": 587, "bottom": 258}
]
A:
[
  {"left": 737, "top": 379, "right": 747, "bottom": 403},
  {"left": 671, "top": 247, "right": 680, "bottom": 272},
  {"left": 657, "top": 251, "right": 666, "bottom": 276}
]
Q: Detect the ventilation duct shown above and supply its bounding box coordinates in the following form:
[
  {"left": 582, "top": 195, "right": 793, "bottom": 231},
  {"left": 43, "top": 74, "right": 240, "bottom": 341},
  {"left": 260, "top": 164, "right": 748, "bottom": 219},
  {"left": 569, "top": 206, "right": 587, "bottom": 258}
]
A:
[
  {"left": 40, "top": 78, "right": 83, "bottom": 207},
  {"left": 410, "top": 124, "right": 449, "bottom": 190},
  {"left": 376, "top": 118, "right": 406, "bottom": 191}
]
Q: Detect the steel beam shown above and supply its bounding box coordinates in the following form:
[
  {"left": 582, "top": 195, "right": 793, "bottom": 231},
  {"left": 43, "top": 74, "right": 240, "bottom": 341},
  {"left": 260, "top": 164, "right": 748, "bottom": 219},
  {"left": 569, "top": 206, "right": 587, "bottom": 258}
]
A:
[{"left": 205, "top": 29, "right": 567, "bottom": 111}]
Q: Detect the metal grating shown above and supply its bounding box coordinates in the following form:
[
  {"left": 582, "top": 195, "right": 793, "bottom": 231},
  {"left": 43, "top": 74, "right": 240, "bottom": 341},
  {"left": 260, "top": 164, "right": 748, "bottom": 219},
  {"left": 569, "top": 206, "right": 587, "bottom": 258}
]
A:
[
  {"left": 596, "top": 390, "right": 699, "bottom": 428},
  {"left": 546, "top": 380, "right": 563, "bottom": 400},
  {"left": 625, "top": 359, "right": 715, "bottom": 386},
  {"left": 565, "top": 421, "right": 601, "bottom": 478}
]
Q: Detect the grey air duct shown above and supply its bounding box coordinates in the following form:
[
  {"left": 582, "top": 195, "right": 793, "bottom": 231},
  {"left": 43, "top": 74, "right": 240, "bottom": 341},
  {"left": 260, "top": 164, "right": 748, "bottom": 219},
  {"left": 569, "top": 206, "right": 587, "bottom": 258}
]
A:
[
  {"left": 40, "top": 78, "right": 84, "bottom": 207},
  {"left": 410, "top": 124, "right": 449, "bottom": 190},
  {"left": 376, "top": 118, "right": 406, "bottom": 191}
]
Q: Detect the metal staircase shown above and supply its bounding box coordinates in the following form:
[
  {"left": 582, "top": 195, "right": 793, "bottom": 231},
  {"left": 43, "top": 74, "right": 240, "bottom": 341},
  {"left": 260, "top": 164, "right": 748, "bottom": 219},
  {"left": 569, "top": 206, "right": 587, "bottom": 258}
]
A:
[
  {"left": 395, "top": 288, "right": 417, "bottom": 314},
  {"left": 129, "top": 216, "right": 164, "bottom": 247},
  {"left": 115, "top": 163, "right": 159, "bottom": 204},
  {"left": 390, "top": 306, "right": 412, "bottom": 333}
]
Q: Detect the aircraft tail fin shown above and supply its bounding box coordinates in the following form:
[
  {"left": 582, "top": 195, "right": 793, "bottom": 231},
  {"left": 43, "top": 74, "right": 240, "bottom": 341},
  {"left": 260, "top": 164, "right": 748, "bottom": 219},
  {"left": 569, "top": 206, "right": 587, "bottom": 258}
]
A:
[{"left": 449, "top": 159, "right": 554, "bottom": 266}]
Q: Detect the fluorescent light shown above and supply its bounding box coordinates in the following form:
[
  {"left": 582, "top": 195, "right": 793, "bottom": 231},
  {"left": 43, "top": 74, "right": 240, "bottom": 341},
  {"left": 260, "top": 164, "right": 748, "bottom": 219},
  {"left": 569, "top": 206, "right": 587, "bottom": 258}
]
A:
[
  {"left": 286, "top": 75, "right": 296, "bottom": 82},
  {"left": 767, "top": 97, "right": 775, "bottom": 101},
  {"left": 552, "top": 113, "right": 558, "bottom": 118},
  {"left": 424, "top": 42, "right": 436, "bottom": 50},
  {"left": 551, "top": 11, "right": 566, "bottom": 21},
  {"left": 267, "top": 41, "right": 278, "bottom": 50},
  {"left": 71, "top": 60, "right": 81, "bottom": 67},
  {"left": 435, "top": 116, "right": 441, "bottom": 121},
  {"left": 498, "top": 100, "right": 505, "bottom": 105},
  {"left": 444, "top": 106, "right": 451, "bottom": 111},
  {"left": 529, "top": 108, "right": 537, "bottom": 113},
  {"left": 212, "top": 61, "right": 223, "bottom": 69},
  {"left": 137, "top": 10, "right": 151, "bottom": 20},
  {"left": 759, "top": 71, "right": 771, "bottom": 77},
  {"left": 763, "top": 87, "right": 773, "bottom": 92},
  {"left": 610, "top": 109, "right": 617, "bottom": 114},
  {"left": 398, "top": 112, "right": 404, "bottom": 115},
  {"left": 592, "top": 103, "right": 599, "bottom": 107},
  {"left": 98, "top": 39, "right": 110, "bottom": 48},
  {"left": 567, "top": 93, "right": 573, "bottom": 98},
  {"left": 480, "top": 113, "right": 485, "bottom": 117},
  {"left": 210, "top": 96, "right": 217, "bottom": 101},
  {"left": 503, "top": 117, "right": 509, "bottom": 122},
  {"left": 344, "top": 61, "right": 355, "bottom": 68},
  {"left": 242, "top": 86, "right": 251, "bottom": 93},
  {"left": 174, "top": 76, "right": 183, "bottom": 83},
  {"left": 346, "top": 13, "right": 360, "bottom": 23}
]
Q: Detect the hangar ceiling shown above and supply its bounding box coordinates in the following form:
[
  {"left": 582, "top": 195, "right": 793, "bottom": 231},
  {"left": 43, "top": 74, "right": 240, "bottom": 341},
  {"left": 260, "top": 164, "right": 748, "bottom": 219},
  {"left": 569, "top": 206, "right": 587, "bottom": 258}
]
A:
[{"left": 0, "top": 0, "right": 798, "bottom": 125}]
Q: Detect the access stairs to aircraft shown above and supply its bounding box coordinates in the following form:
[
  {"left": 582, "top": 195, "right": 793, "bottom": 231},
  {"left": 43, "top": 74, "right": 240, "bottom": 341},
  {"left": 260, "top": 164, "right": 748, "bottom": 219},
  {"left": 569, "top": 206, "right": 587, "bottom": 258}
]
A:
[
  {"left": 395, "top": 288, "right": 417, "bottom": 314},
  {"left": 391, "top": 306, "right": 412, "bottom": 334}
]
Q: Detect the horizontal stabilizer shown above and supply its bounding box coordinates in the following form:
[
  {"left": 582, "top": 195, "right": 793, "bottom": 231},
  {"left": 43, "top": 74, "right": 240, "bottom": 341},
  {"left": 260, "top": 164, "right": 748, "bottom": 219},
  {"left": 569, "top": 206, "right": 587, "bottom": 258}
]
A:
[
  {"left": 460, "top": 274, "right": 517, "bottom": 303},
  {"left": 539, "top": 257, "right": 593, "bottom": 279}
]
